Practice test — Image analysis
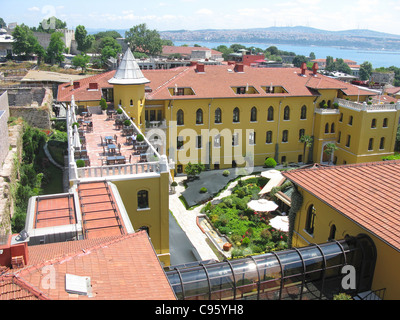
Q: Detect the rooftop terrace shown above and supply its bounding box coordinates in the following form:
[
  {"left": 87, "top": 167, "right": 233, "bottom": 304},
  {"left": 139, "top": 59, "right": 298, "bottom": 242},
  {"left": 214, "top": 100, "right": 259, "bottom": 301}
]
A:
[{"left": 66, "top": 100, "right": 171, "bottom": 183}]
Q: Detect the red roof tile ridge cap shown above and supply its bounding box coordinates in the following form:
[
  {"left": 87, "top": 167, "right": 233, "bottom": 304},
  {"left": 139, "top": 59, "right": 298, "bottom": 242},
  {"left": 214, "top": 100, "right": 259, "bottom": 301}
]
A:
[
  {"left": 147, "top": 67, "right": 192, "bottom": 98},
  {"left": 1, "top": 273, "right": 50, "bottom": 300}
]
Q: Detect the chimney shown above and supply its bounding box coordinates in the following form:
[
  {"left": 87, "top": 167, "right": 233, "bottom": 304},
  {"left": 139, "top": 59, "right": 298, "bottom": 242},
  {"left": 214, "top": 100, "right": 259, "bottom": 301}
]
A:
[
  {"left": 312, "top": 62, "right": 319, "bottom": 75},
  {"left": 235, "top": 63, "right": 244, "bottom": 73},
  {"left": 0, "top": 233, "right": 29, "bottom": 269},
  {"left": 301, "top": 62, "right": 307, "bottom": 75},
  {"left": 196, "top": 63, "right": 205, "bottom": 73},
  {"left": 73, "top": 81, "right": 80, "bottom": 89}
]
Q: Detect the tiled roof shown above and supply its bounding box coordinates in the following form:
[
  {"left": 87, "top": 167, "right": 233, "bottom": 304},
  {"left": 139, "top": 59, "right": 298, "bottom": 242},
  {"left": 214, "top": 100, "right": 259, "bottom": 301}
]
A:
[
  {"left": 57, "top": 70, "right": 115, "bottom": 103},
  {"left": 57, "top": 64, "right": 374, "bottom": 103},
  {"left": 2, "top": 232, "right": 176, "bottom": 300},
  {"left": 144, "top": 64, "right": 373, "bottom": 100},
  {"left": 282, "top": 160, "right": 400, "bottom": 252}
]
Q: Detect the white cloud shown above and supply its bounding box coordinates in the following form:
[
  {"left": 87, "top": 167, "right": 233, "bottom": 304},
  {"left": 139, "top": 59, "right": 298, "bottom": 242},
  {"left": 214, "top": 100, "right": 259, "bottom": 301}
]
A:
[
  {"left": 196, "top": 8, "right": 214, "bottom": 15},
  {"left": 28, "top": 7, "right": 40, "bottom": 12}
]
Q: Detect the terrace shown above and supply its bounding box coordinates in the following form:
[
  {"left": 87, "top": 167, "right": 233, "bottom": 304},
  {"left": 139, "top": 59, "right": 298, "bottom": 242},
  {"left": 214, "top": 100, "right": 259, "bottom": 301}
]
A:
[{"left": 66, "top": 98, "right": 172, "bottom": 183}]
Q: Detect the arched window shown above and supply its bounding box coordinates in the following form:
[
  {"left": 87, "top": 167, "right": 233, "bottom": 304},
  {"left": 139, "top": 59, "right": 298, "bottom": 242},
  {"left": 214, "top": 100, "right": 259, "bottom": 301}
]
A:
[
  {"left": 233, "top": 107, "right": 240, "bottom": 123},
  {"left": 299, "top": 129, "right": 305, "bottom": 141},
  {"left": 250, "top": 107, "right": 257, "bottom": 122},
  {"left": 268, "top": 106, "right": 274, "bottom": 121},
  {"left": 383, "top": 118, "right": 388, "bottom": 128},
  {"left": 300, "top": 105, "right": 307, "bottom": 120},
  {"left": 325, "top": 123, "right": 329, "bottom": 134},
  {"left": 130, "top": 99, "right": 133, "bottom": 106},
  {"left": 215, "top": 108, "right": 222, "bottom": 124},
  {"left": 328, "top": 224, "right": 336, "bottom": 241},
  {"left": 138, "top": 190, "right": 149, "bottom": 209},
  {"left": 371, "top": 119, "right": 377, "bottom": 128},
  {"left": 196, "top": 108, "right": 203, "bottom": 124},
  {"left": 380, "top": 137, "right": 385, "bottom": 150},
  {"left": 305, "top": 204, "right": 316, "bottom": 235},
  {"left": 349, "top": 116, "right": 353, "bottom": 125},
  {"left": 368, "top": 138, "right": 374, "bottom": 151},
  {"left": 177, "top": 109, "right": 184, "bottom": 126},
  {"left": 266, "top": 131, "right": 273, "bottom": 144},
  {"left": 331, "top": 123, "right": 335, "bottom": 133},
  {"left": 284, "top": 106, "right": 290, "bottom": 120},
  {"left": 282, "top": 130, "right": 289, "bottom": 143}
]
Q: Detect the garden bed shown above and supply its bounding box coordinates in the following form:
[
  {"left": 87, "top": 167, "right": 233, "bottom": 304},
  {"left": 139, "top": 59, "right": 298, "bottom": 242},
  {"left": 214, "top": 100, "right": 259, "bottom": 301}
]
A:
[{"left": 201, "top": 177, "right": 288, "bottom": 258}]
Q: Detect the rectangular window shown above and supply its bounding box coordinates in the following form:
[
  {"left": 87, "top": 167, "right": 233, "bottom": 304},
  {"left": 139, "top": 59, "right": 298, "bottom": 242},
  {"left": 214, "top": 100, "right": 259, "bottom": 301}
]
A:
[
  {"left": 249, "top": 132, "right": 256, "bottom": 145},
  {"left": 177, "top": 136, "right": 184, "bottom": 150},
  {"left": 138, "top": 190, "right": 149, "bottom": 209},
  {"left": 197, "top": 135, "right": 202, "bottom": 149},
  {"left": 232, "top": 133, "right": 239, "bottom": 146},
  {"left": 214, "top": 135, "right": 221, "bottom": 148}
]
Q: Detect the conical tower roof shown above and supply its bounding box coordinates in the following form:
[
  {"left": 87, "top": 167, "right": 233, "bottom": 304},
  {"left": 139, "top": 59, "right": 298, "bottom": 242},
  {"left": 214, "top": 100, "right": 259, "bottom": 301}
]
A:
[{"left": 108, "top": 48, "right": 150, "bottom": 85}]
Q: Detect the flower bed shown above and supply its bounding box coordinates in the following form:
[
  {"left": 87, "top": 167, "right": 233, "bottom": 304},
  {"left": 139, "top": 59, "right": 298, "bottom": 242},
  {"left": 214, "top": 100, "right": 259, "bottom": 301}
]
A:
[{"left": 201, "top": 177, "right": 288, "bottom": 258}]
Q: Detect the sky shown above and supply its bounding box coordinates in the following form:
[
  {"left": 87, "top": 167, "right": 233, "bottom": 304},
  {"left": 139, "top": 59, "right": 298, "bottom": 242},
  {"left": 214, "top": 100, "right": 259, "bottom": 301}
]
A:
[{"left": 1, "top": 0, "right": 400, "bottom": 35}]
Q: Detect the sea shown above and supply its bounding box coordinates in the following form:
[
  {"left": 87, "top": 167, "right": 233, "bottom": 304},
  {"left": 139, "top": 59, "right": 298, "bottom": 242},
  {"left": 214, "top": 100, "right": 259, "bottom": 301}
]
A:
[{"left": 174, "top": 41, "right": 400, "bottom": 69}]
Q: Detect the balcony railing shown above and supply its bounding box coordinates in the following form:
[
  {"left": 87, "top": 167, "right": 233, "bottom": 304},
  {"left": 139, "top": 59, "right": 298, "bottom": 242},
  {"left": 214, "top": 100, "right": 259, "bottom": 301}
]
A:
[
  {"left": 76, "top": 162, "right": 161, "bottom": 179},
  {"left": 335, "top": 98, "right": 400, "bottom": 112}
]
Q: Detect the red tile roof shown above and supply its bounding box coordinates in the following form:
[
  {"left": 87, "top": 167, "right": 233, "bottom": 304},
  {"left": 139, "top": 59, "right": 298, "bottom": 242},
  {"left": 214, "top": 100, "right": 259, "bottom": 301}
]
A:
[
  {"left": 57, "top": 70, "right": 115, "bottom": 103},
  {"left": 57, "top": 65, "right": 374, "bottom": 103},
  {"left": 1, "top": 232, "right": 176, "bottom": 300},
  {"left": 283, "top": 160, "right": 400, "bottom": 252}
]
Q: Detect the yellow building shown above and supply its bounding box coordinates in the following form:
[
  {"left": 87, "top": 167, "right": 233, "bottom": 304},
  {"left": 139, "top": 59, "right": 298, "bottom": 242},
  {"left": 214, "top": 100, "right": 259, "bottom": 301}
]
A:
[
  {"left": 58, "top": 50, "right": 400, "bottom": 174},
  {"left": 283, "top": 161, "right": 400, "bottom": 300}
]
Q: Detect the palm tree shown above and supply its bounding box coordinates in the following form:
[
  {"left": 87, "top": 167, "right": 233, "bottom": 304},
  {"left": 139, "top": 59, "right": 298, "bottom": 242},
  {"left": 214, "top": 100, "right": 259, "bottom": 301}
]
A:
[
  {"left": 324, "top": 143, "right": 338, "bottom": 165},
  {"left": 300, "top": 135, "right": 313, "bottom": 164}
]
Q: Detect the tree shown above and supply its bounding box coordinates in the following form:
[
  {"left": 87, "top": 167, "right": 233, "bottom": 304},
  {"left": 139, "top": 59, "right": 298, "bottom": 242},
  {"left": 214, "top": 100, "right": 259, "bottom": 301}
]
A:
[
  {"left": 0, "top": 18, "right": 6, "bottom": 28},
  {"left": 100, "top": 45, "right": 119, "bottom": 67},
  {"left": 94, "top": 30, "right": 122, "bottom": 40},
  {"left": 334, "top": 58, "right": 352, "bottom": 74},
  {"left": 300, "top": 135, "right": 313, "bottom": 164},
  {"left": 359, "top": 61, "right": 373, "bottom": 81},
  {"left": 325, "top": 56, "right": 335, "bottom": 72},
  {"left": 35, "top": 16, "right": 67, "bottom": 33},
  {"left": 125, "top": 23, "right": 163, "bottom": 56},
  {"left": 324, "top": 143, "right": 338, "bottom": 165},
  {"left": 72, "top": 54, "right": 90, "bottom": 72},
  {"left": 98, "top": 36, "right": 121, "bottom": 52},
  {"left": 12, "top": 24, "right": 41, "bottom": 59},
  {"left": 46, "top": 32, "right": 65, "bottom": 65},
  {"left": 184, "top": 162, "right": 205, "bottom": 179},
  {"left": 309, "top": 52, "right": 316, "bottom": 60},
  {"left": 33, "top": 42, "right": 46, "bottom": 65},
  {"left": 75, "top": 25, "right": 94, "bottom": 53},
  {"left": 292, "top": 55, "right": 308, "bottom": 68}
]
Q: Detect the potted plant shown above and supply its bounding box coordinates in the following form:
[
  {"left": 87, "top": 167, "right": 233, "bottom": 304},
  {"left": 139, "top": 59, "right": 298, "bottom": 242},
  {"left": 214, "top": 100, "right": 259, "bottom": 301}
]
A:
[
  {"left": 76, "top": 159, "right": 85, "bottom": 168},
  {"left": 100, "top": 98, "right": 108, "bottom": 113},
  {"left": 124, "top": 119, "right": 131, "bottom": 127},
  {"left": 136, "top": 134, "right": 144, "bottom": 142},
  {"left": 171, "top": 181, "right": 178, "bottom": 194}
]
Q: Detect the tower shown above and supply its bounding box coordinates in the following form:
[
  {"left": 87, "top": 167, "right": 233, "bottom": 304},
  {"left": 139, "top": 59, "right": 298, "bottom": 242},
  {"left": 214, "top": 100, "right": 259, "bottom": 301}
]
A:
[{"left": 109, "top": 48, "right": 150, "bottom": 129}]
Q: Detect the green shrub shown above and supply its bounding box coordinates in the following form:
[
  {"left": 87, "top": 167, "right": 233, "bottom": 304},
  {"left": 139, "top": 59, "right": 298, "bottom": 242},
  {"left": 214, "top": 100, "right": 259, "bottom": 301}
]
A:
[
  {"left": 200, "top": 187, "right": 208, "bottom": 193},
  {"left": 100, "top": 98, "right": 108, "bottom": 111},
  {"left": 333, "top": 293, "right": 353, "bottom": 300},
  {"left": 264, "top": 157, "right": 277, "bottom": 168},
  {"left": 117, "top": 108, "right": 123, "bottom": 114},
  {"left": 223, "top": 170, "right": 230, "bottom": 177},
  {"left": 124, "top": 119, "right": 131, "bottom": 127},
  {"left": 136, "top": 134, "right": 144, "bottom": 142},
  {"left": 76, "top": 159, "right": 85, "bottom": 168}
]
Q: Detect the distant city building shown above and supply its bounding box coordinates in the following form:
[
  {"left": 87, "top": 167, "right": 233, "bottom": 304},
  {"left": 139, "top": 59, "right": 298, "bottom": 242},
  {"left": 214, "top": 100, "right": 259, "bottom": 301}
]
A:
[{"left": 0, "top": 28, "right": 13, "bottom": 59}]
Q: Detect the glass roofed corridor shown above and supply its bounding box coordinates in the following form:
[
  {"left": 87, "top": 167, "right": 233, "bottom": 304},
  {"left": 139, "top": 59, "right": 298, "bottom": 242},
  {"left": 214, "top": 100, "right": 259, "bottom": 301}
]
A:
[{"left": 166, "top": 234, "right": 377, "bottom": 300}]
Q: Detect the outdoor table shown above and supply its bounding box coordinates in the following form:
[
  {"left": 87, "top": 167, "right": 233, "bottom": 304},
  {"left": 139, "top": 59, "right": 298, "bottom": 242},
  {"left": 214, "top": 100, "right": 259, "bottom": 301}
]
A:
[
  {"left": 105, "top": 136, "right": 113, "bottom": 144},
  {"left": 107, "top": 156, "right": 126, "bottom": 165},
  {"left": 107, "top": 144, "right": 116, "bottom": 155}
]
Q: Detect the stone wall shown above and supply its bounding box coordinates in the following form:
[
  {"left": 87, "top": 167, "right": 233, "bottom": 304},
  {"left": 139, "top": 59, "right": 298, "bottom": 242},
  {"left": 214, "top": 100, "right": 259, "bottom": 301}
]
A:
[
  {"left": 0, "top": 92, "right": 10, "bottom": 166},
  {"left": 0, "top": 87, "right": 53, "bottom": 129}
]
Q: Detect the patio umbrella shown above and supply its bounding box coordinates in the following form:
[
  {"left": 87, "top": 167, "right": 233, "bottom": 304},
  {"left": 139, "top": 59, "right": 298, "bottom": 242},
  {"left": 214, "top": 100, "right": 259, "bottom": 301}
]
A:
[
  {"left": 247, "top": 199, "right": 278, "bottom": 212},
  {"left": 261, "top": 170, "right": 281, "bottom": 179},
  {"left": 270, "top": 216, "right": 289, "bottom": 232}
]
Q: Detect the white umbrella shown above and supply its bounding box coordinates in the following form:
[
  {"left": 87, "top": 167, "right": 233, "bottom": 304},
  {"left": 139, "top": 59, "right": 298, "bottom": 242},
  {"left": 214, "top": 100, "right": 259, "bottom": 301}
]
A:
[
  {"left": 261, "top": 170, "right": 281, "bottom": 179},
  {"left": 247, "top": 199, "right": 278, "bottom": 212},
  {"left": 270, "top": 216, "right": 289, "bottom": 232}
]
